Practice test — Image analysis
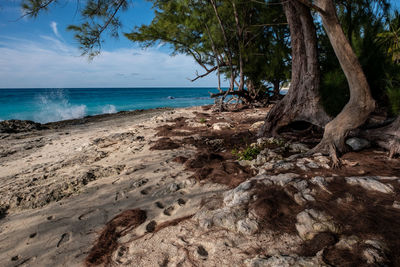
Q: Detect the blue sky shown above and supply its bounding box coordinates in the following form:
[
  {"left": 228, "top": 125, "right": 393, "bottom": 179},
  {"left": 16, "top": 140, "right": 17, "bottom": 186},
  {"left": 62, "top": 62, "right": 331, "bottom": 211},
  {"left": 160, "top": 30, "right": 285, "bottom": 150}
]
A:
[
  {"left": 0, "top": 1, "right": 399, "bottom": 88},
  {"left": 0, "top": 0, "right": 224, "bottom": 88}
]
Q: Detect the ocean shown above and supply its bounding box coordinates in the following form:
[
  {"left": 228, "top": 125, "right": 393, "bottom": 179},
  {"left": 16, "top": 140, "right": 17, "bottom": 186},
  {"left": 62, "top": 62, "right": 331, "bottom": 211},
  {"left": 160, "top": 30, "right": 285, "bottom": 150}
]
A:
[{"left": 0, "top": 88, "right": 218, "bottom": 123}]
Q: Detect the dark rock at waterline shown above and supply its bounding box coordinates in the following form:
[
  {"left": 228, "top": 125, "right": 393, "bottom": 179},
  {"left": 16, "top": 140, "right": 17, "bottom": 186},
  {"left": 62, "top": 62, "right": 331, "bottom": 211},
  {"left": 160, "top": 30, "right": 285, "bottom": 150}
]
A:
[{"left": 0, "top": 120, "right": 47, "bottom": 133}]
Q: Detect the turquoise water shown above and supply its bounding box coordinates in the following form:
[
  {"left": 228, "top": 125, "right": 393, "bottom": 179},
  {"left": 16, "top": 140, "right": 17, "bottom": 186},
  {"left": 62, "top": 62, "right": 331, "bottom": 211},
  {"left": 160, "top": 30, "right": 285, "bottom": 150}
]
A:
[{"left": 0, "top": 88, "right": 218, "bottom": 123}]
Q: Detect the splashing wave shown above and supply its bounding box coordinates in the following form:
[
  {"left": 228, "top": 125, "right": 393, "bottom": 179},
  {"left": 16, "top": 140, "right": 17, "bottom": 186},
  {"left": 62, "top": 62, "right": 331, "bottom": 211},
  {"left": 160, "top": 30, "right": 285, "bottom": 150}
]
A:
[
  {"left": 101, "top": 104, "right": 117, "bottom": 114},
  {"left": 33, "top": 89, "right": 87, "bottom": 123}
]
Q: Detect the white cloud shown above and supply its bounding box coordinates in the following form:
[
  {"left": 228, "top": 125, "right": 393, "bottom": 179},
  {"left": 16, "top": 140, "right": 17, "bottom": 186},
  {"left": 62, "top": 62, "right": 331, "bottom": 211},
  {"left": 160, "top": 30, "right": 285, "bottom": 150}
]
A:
[
  {"left": 50, "top": 21, "right": 60, "bottom": 38},
  {"left": 0, "top": 36, "right": 224, "bottom": 88}
]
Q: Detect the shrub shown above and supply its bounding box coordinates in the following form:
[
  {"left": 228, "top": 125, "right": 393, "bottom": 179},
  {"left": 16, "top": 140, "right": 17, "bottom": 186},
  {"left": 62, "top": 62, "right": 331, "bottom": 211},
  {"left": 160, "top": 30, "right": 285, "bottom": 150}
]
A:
[{"left": 232, "top": 145, "right": 261, "bottom": 161}]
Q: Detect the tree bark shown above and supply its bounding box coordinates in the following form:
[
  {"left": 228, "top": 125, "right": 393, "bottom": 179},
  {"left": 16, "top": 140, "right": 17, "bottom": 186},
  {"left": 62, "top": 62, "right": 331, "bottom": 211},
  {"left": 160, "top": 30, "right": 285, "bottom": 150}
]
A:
[
  {"left": 259, "top": 0, "right": 330, "bottom": 136},
  {"left": 272, "top": 80, "right": 280, "bottom": 98},
  {"left": 312, "top": 0, "right": 375, "bottom": 165}
]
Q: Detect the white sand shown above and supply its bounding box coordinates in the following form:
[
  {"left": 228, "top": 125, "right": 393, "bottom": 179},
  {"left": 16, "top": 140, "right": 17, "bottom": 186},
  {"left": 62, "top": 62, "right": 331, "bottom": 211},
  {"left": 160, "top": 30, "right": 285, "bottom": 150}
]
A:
[{"left": 0, "top": 107, "right": 226, "bottom": 267}]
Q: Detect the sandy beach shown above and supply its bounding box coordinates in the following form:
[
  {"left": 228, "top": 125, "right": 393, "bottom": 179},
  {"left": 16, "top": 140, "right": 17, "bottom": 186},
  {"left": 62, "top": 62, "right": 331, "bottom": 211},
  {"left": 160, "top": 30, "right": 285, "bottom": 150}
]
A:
[
  {"left": 1, "top": 106, "right": 400, "bottom": 266},
  {"left": 0, "top": 107, "right": 225, "bottom": 266}
]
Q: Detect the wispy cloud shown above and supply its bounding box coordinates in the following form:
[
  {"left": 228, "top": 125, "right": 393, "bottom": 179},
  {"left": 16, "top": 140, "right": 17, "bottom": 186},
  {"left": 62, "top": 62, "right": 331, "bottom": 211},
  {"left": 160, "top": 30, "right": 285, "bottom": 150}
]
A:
[
  {"left": 50, "top": 21, "right": 60, "bottom": 38},
  {"left": 0, "top": 36, "right": 223, "bottom": 88}
]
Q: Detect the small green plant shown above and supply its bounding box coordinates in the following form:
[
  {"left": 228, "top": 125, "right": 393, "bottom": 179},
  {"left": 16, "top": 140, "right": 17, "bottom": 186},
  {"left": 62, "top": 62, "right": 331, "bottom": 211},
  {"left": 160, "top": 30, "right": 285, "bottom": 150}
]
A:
[
  {"left": 199, "top": 118, "right": 206, "bottom": 123},
  {"left": 232, "top": 145, "right": 261, "bottom": 161}
]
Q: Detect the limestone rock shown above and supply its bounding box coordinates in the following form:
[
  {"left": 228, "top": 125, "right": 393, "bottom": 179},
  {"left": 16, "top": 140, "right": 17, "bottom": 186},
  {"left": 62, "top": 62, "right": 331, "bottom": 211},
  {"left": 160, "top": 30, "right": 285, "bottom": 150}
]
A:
[
  {"left": 346, "top": 137, "right": 370, "bottom": 151},
  {"left": 250, "top": 121, "right": 264, "bottom": 132},
  {"left": 212, "top": 122, "right": 232, "bottom": 131},
  {"left": 237, "top": 218, "right": 259, "bottom": 235},
  {"left": 345, "top": 176, "right": 394, "bottom": 194},
  {"left": 335, "top": 236, "right": 360, "bottom": 250},
  {"left": 188, "top": 121, "right": 206, "bottom": 128},
  {"left": 296, "top": 209, "right": 340, "bottom": 240},
  {"left": 289, "top": 143, "right": 310, "bottom": 153},
  {"left": 275, "top": 161, "right": 295, "bottom": 171},
  {"left": 268, "top": 173, "right": 299, "bottom": 186},
  {"left": 306, "top": 162, "right": 320, "bottom": 169},
  {"left": 287, "top": 154, "right": 302, "bottom": 161},
  {"left": 363, "top": 240, "right": 388, "bottom": 265},
  {"left": 262, "top": 162, "right": 275, "bottom": 171},
  {"left": 245, "top": 255, "right": 323, "bottom": 267},
  {"left": 311, "top": 177, "right": 332, "bottom": 194},
  {"left": 256, "top": 154, "right": 268, "bottom": 166},
  {"left": 224, "top": 181, "right": 252, "bottom": 207},
  {"left": 0, "top": 120, "right": 47, "bottom": 133},
  {"left": 239, "top": 160, "right": 253, "bottom": 167}
]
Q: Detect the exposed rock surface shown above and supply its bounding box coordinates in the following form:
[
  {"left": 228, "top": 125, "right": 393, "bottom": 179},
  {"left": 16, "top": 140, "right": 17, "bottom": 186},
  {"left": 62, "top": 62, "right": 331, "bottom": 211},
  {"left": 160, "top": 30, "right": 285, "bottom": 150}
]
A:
[
  {"left": 295, "top": 209, "right": 340, "bottom": 240},
  {"left": 346, "top": 137, "right": 370, "bottom": 151},
  {"left": 212, "top": 122, "right": 232, "bottom": 131},
  {"left": 245, "top": 254, "right": 325, "bottom": 267},
  {"left": 345, "top": 176, "right": 394, "bottom": 193},
  {"left": 250, "top": 121, "right": 264, "bottom": 132},
  {"left": 0, "top": 120, "right": 47, "bottom": 133}
]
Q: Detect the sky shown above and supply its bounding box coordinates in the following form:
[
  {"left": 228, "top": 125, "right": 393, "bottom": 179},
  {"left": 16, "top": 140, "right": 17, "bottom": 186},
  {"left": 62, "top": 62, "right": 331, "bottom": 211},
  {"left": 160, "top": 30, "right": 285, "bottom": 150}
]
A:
[
  {"left": 0, "top": 0, "right": 399, "bottom": 88},
  {"left": 0, "top": 0, "right": 224, "bottom": 88}
]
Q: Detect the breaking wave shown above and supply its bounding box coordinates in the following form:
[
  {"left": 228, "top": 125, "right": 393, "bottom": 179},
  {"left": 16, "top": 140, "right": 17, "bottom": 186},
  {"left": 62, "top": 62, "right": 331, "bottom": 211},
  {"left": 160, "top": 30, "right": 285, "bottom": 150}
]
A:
[
  {"left": 101, "top": 104, "right": 117, "bottom": 114},
  {"left": 33, "top": 89, "right": 87, "bottom": 123}
]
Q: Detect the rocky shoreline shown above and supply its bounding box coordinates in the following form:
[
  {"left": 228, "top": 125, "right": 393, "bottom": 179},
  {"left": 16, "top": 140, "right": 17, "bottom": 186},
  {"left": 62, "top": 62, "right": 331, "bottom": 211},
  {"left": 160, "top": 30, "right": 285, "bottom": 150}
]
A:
[{"left": 0, "top": 106, "right": 399, "bottom": 266}]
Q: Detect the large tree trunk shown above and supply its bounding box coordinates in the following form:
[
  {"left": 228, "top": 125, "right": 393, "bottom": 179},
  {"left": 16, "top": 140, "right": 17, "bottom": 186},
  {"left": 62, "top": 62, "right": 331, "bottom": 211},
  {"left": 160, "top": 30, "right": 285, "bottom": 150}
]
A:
[
  {"left": 259, "top": 0, "right": 330, "bottom": 136},
  {"left": 312, "top": 0, "right": 375, "bottom": 165}
]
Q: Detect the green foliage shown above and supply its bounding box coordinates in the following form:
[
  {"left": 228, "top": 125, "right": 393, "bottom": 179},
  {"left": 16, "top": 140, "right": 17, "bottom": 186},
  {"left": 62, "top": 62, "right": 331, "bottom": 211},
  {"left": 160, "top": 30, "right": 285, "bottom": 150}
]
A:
[
  {"left": 199, "top": 118, "right": 206, "bottom": 123},
  {"left": 22, "top": 0, "right": 129, "bottom": 57},
  {"left": 125, "top": 0, "right": 290, "bottom": 93},
  {"left": 21, "top": 0, "right": 57, "bottom": 17},
  {"left": 232, "top": 145, "right": 260, "bottom": 161},
  {"left": 318, "top": 0, "right": 397, "bottom": 115},
  {"left": 376, "top": 11, "right": 400, "bottom": 64},
  {"left": 19, "top": 0, "right": 400, "bottom": 116},
  {"left": 319, "top": 69, "right": 349, "bottom": 116},
  {"left": 387, "top": 81, "right": 400, "bottom": 115}
]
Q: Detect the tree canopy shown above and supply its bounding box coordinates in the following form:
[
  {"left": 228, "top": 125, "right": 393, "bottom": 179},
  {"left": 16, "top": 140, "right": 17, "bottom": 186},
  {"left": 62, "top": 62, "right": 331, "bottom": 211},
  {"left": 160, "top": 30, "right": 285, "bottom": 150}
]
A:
[{"left": 21, "top": 0, "right": 400, "bottom": 160}]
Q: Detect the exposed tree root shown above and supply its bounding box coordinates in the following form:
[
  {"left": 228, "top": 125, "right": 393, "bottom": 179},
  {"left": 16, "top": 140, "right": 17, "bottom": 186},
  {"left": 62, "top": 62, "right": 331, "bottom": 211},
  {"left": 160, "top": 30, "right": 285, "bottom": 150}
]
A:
[
  {"left": 361, "top": 116, "right": 400, "bottom": 158},
  {"left": 309, "top": 140, "right": 342, "bottom": 168},
  {"left": 210, "top": 90, "right": 270, "bottom": 110}
]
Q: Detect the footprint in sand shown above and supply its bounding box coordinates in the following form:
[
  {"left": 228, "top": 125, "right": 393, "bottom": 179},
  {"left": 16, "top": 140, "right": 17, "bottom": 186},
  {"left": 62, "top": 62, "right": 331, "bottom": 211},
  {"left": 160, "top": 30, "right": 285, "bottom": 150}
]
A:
[
  {"left": 155, "top": 201, "right": 165, "bottom": 209},
  {"left": 140, "top": 186, "right": 152, "bottom": 195},
  {"left": 177, "top": 198, "right": 186, "bottom": 206},
  {"left": 29, "top": 232, "right": 37, "bottom": 238},
  {"left": 145, "top": 220, "right": 157, "bottom": 233},
  {"left": 163, "top": 206, "right": 175, "bottom": 216},
  {"left": 130, "top": 178, "right": 149, "bottom": 189},
  {"left": 115, "top": 191, "right": 127, "bottom": 201},
  {"left": 57, "top": 233, "right": 70, "bottom": 247},
  {"left": 197, "top": 245, "right": 209, "bottom": 258},
  {"left": 78, "top": 210, "right": 96, "bottom": 220},
  {"left": 162, "top": 198, "right": 186, "bottom": 216}
]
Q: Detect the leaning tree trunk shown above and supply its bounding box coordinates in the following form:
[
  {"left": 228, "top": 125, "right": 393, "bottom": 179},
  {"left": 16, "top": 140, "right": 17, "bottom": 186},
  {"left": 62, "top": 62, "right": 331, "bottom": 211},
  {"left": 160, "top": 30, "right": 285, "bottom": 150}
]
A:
[
  {"left": 259, "top": 0, "right": 330, "bottom": 136},
  {"left": 312, "top": 0, "right": 375, "bottom": 165}
]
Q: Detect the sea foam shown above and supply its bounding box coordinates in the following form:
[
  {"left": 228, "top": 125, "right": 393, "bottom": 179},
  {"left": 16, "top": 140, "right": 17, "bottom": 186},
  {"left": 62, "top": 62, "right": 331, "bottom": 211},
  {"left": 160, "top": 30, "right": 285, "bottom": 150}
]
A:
[
  {"left": 101, "top": 104, "right": 117, "bottom": 114},
  {"left": 33, "top": 89, "right": 87, "bottom": 123}
]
